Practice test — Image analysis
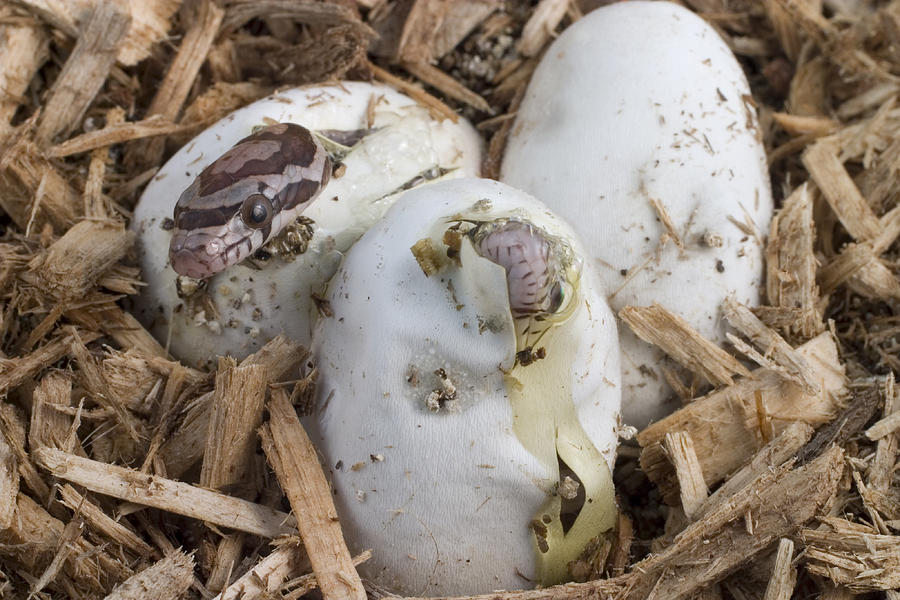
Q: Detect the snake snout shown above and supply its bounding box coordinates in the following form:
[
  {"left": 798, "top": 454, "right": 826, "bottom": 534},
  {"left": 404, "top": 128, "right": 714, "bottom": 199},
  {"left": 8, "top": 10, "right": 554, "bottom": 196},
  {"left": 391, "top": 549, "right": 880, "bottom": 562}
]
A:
[{"left": 169, "top": 231, "right": 225, "bottom": 279}]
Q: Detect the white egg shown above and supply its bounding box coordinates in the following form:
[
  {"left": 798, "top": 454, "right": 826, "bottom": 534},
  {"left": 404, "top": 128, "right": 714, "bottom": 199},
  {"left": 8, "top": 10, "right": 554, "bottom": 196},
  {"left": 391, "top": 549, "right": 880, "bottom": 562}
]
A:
[
  {"left": 501, "top": 1, "right": 773, "bottom": 428},
  {"left": 311, "top": 178, "right": 620, "bottom": 595},
  {"left": 132, "top": 82, "right": 482, "bottom": 366}
]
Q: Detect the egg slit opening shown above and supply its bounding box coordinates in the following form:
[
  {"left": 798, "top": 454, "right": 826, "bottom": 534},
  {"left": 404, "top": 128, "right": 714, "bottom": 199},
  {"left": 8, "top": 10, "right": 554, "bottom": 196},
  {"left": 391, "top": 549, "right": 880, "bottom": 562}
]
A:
[{"left": 558, "top": 453, "right": 586, "bottom": 534}]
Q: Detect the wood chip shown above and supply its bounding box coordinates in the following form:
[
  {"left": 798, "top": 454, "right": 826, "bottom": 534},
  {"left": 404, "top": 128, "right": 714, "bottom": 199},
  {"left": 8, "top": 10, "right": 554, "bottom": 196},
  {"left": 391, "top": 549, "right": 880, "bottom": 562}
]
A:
[
  {"left": 105, "top": 550, "right": 194, "bottom": 600},
  {"left": 803, "top": 518, "right": 900, "bottom": 592},
  {"left": 0, "top": 20, "right": 47, "bottom": 137},
  {"left": 722, "top": 296, "right": 819, "bottom": 394},
  {"left": 369, "top": 61, "right": 459, "bottom": 123},
  {"left": 0, "top": 433, "right": 18, "bottom": 530},
  {"left": 619, "top": 303, "right": 751, "bottom": 387},
  {"left": 260, "top": 388, "right": 366, "bottom": 600},
  {"left": 125, "top": 0, "right": 224, "bottom": 168},
  {"left": 802, "top": 142, "right": 882, "bottom": 241},
  {"left": 517, "top": 0, "right": 568, "bottom": 57},
  {"left": 34, "top": 0, "right": 132, "bottom": 145},
  {"left": 638, "top": 332, "right": 846, "bottom": 504},
  {"left": 57, "top": 484, "right": 154, "bottom": 557},
  {"left": 868, "top": 376, "right": 898, "bottom": 493},
  {"left": 48, "top": 115, "right": 188, "bottom": 157},
  {"left": 214, "top": 541, "right": 308, "bottom": 600},
  {"left": 763, "top": 538, "right": 796, "bottom": 600},
  {"left": 401, "top": 59, "right": 492, "bottom": 113},
  {"left": 33, "top": 447, "right": 297, "bottom": 538},
  {"left": 24, "top": 219, "right": 134, "bottom": 301},
  {"left": 664, "top": 431, "right": 708, "bottom": 520}
]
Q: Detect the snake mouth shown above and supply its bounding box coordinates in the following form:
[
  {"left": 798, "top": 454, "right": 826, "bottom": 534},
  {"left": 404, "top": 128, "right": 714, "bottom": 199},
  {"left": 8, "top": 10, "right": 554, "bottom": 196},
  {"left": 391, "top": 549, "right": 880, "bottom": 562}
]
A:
[{"left": 169, "top": 232, "right": 227, "bottom": 279}]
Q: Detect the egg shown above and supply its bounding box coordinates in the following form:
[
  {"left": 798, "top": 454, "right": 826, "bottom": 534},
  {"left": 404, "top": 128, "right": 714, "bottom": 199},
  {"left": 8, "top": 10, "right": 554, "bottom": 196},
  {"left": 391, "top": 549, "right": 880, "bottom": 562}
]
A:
[
  {"left": 311, "top": 178, "right": 621, "bottom": 595},
  {"left": 132, "top": 82, "right": 482, "bottom": 366},
  {"left": 501, "top": 1, "right": 773, "bottom": 428}
]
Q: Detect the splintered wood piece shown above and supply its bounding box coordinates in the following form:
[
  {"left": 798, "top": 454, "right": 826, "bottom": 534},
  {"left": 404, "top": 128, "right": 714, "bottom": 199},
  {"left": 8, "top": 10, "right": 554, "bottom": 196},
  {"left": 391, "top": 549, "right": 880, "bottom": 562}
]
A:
[
  {"left": 26, "top": 220, "right": 134, "bottom": 301},
  {"left": 159, "top": 335, "right": 307, "bottom": 478},
  {"left": 34, "top": 0, "right": 131, "bottom": 145},
  {"left": 0, "top": 403, "right": 51, "bottom": 504},
  {"left": 33, "top": 447, "right": 297, "bottom": 538},
  {"left": 401, "top": 60, "right": 492, "bottom": 112},
  {"left": 30, "top": 517, "right": 84, "bottom": 597},
  {"left": 260, "top": 388, "right": 366, "bottom": 600},
  {"left": 763, "top": 539, "right": 796, "bottom": 600},
  {"left": 0, "top": 20, "right": 47, "bottom": 136},
  {"left": 619, "top": 304, "right": 751, "bottom": 387},
  {"left": 396, "top": 0, "right": 451, "bottom": 64},
  {"left": 83, "top": 106, "right": 121, "bottom": 219},
  {"left": 201, "top": 359, "right": 267, "bottom": 490},
  {"left": 368, "top": 61, "right": 459, "bottom": 123},
  {"left": 429, "top": 0, "right": 500, "bottom": 59},
  {"left": 664, "top": 432, "right": 708, "bottom": 520},
  {"left": 697, "top": 422, "right": 813, "bottom": 518},
  {"left": 722, "top": 297, "right": 819, "bottom": 394},
  {"left": 802, "top": 518, "right": 900, "bottom": 592},
  {"left": 517, "top": 0, "right": 569, "bottom": 57},
  {"left": 0, "top": 140, "right": 81, "bottom": 232},
  {"left": 201, "top": 358, "right": 268, "bottom": 593},
  {"left": 215, "top": 541, "right": 308, "bottom": 600},
  {"left": 0, "top": 433, "right": 18, "bottom": 529},
  {"left": 802, "top": 142, "right": 881, "bottom": 241},
  {"left": 867, "top": 405, "right": 900, "bottom": 440},
  {"left": 868, "top": 377, "right": 898, "bottom": 493},
  {"left": 771, "top": 112, "right": 837, "bottom": 135},
  {"left": 67, "top": 303, "right": 169, "bottom": 359},
  {"left": 58, "top": 484, "right": 154, "bottom": 556},
  {"left": 125, "top": 0, "right": 224, "bottom": 168},
  {"left": 105, "top": 550, "right": 194, "bottom": 600},
  {"left": 29, "top": 372, "right": 77, "bottom": 453},
  {"left": 638, "top": 332, "right": 845, "bottom": 504},
  {"left": 48, "top": 115, "right": 187, "bottom": 157},
  {"left": 818, "top": 243, "right": 878, "bottom": 295},
  {"left": 281, "top": 551, "right": 372, "bottom": 599},
  {"left": 845, "top": 252, "right": 900, "bottom": 299},
  {"left": 0, "top": 330, "right": 99, "bottom": 397}
]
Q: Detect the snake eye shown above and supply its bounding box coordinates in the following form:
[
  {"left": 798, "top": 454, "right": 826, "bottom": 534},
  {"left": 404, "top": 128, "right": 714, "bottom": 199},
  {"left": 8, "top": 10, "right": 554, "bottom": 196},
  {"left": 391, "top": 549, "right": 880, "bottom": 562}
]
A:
[
  {"left": 240, "top": 194, "right": 274, "bottom": 229},
  {"left": 548, "top": 281, "right": 564, "bottom": 313}
]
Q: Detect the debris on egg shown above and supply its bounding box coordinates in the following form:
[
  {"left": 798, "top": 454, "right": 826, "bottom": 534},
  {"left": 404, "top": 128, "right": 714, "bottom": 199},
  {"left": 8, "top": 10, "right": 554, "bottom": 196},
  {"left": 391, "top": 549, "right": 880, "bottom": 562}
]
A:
[
  {"left": 132, "top": 82, "right": 482, "bottom": 366},
  {"left": 501, "top": 1, "right": 774, "bottom": 428},
  {"left": 311, "top": 178, "right": 621, "bottom": 595}
]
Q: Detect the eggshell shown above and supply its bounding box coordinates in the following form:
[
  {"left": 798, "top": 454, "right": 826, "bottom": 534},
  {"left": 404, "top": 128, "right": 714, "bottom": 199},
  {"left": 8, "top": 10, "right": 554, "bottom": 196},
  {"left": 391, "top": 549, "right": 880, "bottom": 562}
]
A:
[
  {"left": 311, "top": 178, "right": 621, "bottom": 595},
  {"left": 132, "top": 82, "right": 482, "bottom": 366},
  {"left": 501, "top": 1, "right": 773, "bottom": 428}
]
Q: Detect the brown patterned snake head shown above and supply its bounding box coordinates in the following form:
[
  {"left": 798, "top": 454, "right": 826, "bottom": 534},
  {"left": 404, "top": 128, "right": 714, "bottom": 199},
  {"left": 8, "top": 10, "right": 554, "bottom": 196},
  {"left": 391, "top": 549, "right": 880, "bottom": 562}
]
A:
[{"left": 168, "top": 122, "right": 331, "bottom": 279}]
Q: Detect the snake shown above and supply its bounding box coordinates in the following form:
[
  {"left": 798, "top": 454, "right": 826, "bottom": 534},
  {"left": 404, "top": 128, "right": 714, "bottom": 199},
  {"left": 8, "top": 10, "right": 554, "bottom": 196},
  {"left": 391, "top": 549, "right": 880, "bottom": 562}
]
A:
[
  {"left": 168, "top": 122, "right": 331, "bottom": 279},
  {"left": 167, "top": 123, "right": 575, "bottom": 336}
]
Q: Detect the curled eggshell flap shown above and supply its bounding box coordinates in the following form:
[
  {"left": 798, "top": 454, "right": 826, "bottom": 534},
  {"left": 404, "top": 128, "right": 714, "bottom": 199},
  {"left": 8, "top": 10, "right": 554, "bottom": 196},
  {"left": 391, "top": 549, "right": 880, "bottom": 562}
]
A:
[
  {"left": 131, "top": 82, "right": 482, "bottom": 366},
  {"left": 312, "top": 178, "right": 620, "bottom": 595},
  {"left": 501, "top": 1, "right": 774, "bottom": 428}
]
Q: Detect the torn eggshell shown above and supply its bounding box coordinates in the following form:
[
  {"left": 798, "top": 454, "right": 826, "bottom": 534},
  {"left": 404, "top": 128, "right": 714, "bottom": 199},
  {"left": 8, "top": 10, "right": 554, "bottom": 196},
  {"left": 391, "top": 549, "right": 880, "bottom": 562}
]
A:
[
  {"left": 501, "top": 1, "right": 773, "bottom": 428},
  {"left": 131, "top": 82, "right": 482, "bottom": 366},
  {"left": 311, "top": 178, "right": 620, "bottom": 595}
]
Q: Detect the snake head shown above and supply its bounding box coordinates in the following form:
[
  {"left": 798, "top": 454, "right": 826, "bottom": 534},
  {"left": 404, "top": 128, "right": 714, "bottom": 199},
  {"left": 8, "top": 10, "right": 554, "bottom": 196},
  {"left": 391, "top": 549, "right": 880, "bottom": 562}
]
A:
[{"left": 168, "top": 122, "right": 331, "bottom": 279}]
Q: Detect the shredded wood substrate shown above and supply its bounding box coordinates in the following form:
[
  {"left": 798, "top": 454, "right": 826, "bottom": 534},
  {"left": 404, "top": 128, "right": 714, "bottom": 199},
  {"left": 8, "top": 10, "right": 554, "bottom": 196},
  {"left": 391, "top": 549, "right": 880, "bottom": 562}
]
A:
[{"left": 0, "top": 0, "right": 899, "bottom": 598}]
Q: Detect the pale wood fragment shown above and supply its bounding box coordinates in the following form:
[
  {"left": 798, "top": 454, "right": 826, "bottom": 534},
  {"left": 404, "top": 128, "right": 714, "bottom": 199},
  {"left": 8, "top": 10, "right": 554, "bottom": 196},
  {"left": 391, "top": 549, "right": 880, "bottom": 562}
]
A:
[
  {"left": 638, "top": 332, "right": 845, "bottom": 503},
  {"left": 0, "top": 20, "right": 47, "bottom": 136},
  {"left": 868, "top": 377, "right": 898, "bottom": 493},
  {"left": 125, "top": 0, "right": 224, "bottom": 168},
  {"left": 763, "top": 183, "right": 819, "bottom": 342},
  {"left": 697, "top": 422, "right": 813, "bottom": 518},
  {"left": 619, "top": 303, "right": 751, "bottom": 387},
  {"left": 0, "top": 330, "right": 98, "bottom": 398},
  {"left": 34, "top": 0, "right": 132, "bottom": 145},
  {"left": 105, "top": 549, "right": 194, "bottom": 600},
  {"left": 281, "top": 551, "right": 373, "bottom": 599},
  {"left": 845, "top": 251, "right": 900, "bottom": 300},
  {"left": 396, "top": 0, "right": 450, "bottom": 64},
  {"left": 201, "top": 358, "right": 268, "bottom": 593},
  {"left": 664, "top": 432, "right": 708, "bottom": 520},
  {"left": 0, "top": 140, "right": 81, "bottom": 232},
  {"left": 214, "top": 541, "right": 308, "bottom": 600},
  {"left": 803, "top": 518, "right": 900, "bottom": 592},
  {"left": 49, "top": 115, "right": 187, "bottom": 157},
  {"left": 517, "top": 0, "right": 568, "bottom": 57},
  {"left": 30, "top": 517, "right": 84, "bottom": 597},
  {"left": 429, "top": 0, "right": 500, "bottom": 59},
  {"left": 369, "top": 61, "right": 459, "bottom": 123},
  {"left": 29, "top": 372, "right": 80, "bottom": 455},
  {"left": 33, "top": 447, "right": 297, "bottom": 538},
  {"left": 25, "top": 220, "right": 135, "bottom": 301},
  {"left": 762, "top": 538, "right": 795, "bottom": 600},
  {"left": 159, "top": 335, "right": 305, "bottom": 478},
  {"left": 771, "top": 112, "right": 837, "bottom": 135},
  {"left": 67, "top": 303, "right": 170, "bottom": 360},
  {"left": 58, "top": 484, "right": 154, "bottom": 556},
  {"left": 401, "top": 60, "right": 492, "bottom": 113},
  {"left": 722, "top": 297, "right": 819, "bottom": 394},
  {"left": 260, "top": 388, "right": 366, "bottom": 600},
  {"left": 802, "top": 142, "right": 881, "bottom": 241},
  {"left": 0, "top": 433, "right": 18, "bottom": 529}
]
